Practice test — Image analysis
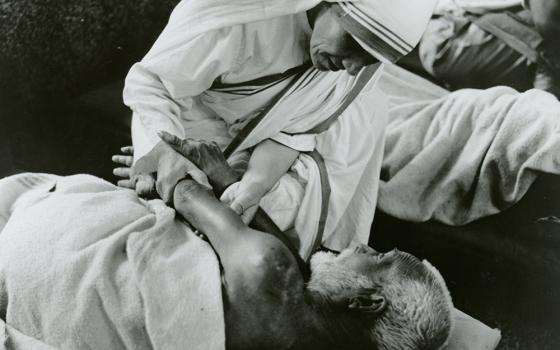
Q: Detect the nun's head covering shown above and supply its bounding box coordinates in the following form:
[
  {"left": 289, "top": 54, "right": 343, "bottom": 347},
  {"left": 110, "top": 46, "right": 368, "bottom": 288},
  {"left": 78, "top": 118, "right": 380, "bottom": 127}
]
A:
[
  {"left": 332, "top": 0, "right": 438, "bottom": 63},
  {"left": 145, "top": 0, "right": 437, "bottom": 66}
]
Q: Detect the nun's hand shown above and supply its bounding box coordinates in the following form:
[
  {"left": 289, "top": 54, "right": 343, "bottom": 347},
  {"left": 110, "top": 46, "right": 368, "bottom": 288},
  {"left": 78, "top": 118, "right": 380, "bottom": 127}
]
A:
[
  {"left": 219, "top": 180, "right": 265, "bottom": 224},
  {"left": 112, "top": 146, "right": 157, "bottom": 198}
]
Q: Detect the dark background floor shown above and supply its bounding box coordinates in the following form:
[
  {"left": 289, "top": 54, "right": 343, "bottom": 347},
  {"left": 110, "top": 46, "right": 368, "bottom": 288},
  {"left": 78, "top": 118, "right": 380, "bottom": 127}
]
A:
[{"left": 1, "top": 0, "right": 559, "bottom": 348}]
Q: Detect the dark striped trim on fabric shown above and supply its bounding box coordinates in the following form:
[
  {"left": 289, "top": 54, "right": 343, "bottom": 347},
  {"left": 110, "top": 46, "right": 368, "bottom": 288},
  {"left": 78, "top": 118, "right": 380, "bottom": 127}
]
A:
[
  {"left": 210, "top": 85, "right": 281, "bottom": 97},
  {"left": 289, "top": 62, "right": 381, "bottom": 135},
  {"left": 223, "top": 63, "right": 312, "bottom": 159},
  {"left": 210, "top": 79, "right": 290, "bottom": 96},
  {"left": 286, "top": 68, "right": 322, "bottom": 96},
  {"left": 343, "top": 2, "right": 412, "bottom": 53},
  {"left": 306, "top": 150, "right": 331, "bottom": 259},
  {"left": 211, "top": 65, "right": 308, "bottom": 96},
  {"left": 209, "top": 79, "right": 290, "bottom": 96},
  {"left": 220, "top": 66, "right": 334, "bottom": 263},
  {"left": 333, "top": 4, "right": 405, "bottom": 62}
]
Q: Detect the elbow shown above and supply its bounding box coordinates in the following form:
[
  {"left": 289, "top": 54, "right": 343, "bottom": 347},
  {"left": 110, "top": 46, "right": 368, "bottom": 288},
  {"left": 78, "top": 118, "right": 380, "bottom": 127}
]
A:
[
  {"left": 123, "top": 62, "right": 162, "bottom": 104},
  {"left": 173, "top": 180, "right": 209, "bottom": 209},
  {"left": 122, "top": 62, "right": 143, "bottom": 106}
]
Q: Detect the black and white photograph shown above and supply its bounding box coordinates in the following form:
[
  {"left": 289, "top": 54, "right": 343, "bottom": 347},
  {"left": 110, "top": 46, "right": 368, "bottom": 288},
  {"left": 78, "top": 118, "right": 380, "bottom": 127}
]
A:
[{"left": 0, "top": 0, "right": 559, "bottom": 349}]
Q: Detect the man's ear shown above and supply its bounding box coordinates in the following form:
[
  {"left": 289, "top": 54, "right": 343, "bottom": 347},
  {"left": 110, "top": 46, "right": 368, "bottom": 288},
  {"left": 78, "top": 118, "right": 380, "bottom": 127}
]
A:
[{"left": 347, "top": 288, "right": 386, "bottom": 316}]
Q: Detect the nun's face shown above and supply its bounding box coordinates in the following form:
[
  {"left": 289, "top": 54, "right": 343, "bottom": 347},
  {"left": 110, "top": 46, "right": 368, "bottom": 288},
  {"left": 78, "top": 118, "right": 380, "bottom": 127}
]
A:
[{"left": 309, "top": 4, "right": 376, "bottom": 75}]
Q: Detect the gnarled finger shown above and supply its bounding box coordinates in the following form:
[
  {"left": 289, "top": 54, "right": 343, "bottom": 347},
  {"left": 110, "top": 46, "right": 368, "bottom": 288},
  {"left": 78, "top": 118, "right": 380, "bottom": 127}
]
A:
[
  {"left": 112, "top": 155, "right": 133, "bottom": 167},
  {"left": 113, "top": 167, "right": 131, "bottom": 178},
  {"left": 230, "top": 201, "right": 244, "bottom": 216},
  {"left": 136, "top": 180, "right": 156, "bottom": 198},
  {"left": 158, "top": 131, "right": 183, "bottom": 149},
  {"left": 156, "top": 176, "right": 176, "bottom": 205},
  {"left": 117, "top": 179, "right": 135, "bottom": 189},
  {"left": 120, "top": 146, "right": 134, "bottom": 155},
  {"left": 241, "top": 205, "right": 258, "bottom": 224}
]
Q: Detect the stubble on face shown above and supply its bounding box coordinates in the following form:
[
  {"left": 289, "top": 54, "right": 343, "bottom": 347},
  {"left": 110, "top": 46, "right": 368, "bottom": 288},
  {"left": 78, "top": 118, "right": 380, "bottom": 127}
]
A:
[{"left": 307, "top": 249, "right": 374, "bottom": 298}]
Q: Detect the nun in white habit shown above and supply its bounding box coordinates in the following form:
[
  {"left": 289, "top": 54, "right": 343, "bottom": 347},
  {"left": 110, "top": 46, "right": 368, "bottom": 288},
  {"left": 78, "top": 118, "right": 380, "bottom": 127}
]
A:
[{"left": 120, "top": 0, "right": 437, "bottom": 260}]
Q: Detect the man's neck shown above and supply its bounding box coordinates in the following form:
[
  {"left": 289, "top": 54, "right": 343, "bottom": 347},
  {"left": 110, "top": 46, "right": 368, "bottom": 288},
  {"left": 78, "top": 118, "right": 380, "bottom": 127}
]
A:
[
  {"left": 301, "top": 289, "right": 374, "bottom": 350},
  {"left": 292, "top": 290, "right": 342, "bottom": 350}
]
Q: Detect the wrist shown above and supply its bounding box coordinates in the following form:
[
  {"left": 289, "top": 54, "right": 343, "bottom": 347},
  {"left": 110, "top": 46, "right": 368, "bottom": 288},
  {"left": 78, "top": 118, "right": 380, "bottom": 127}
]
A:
[
  {"left": 174, "top": 179, "right": 211, "bottom": 212},
  {"left": 240, "top": 172, "right": 270, "bottom": 192},
  {"left": 239, "top": 177, "right": 268, "bottom": 197},
  {"left": 207, "top": 165, "right": 240, "bottom": 197}
]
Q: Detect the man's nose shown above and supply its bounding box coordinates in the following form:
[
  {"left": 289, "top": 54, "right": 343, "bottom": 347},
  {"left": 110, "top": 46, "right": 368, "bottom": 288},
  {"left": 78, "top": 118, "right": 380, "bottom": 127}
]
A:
[{"left": 355, "top": 244, "right": 377, "bottom": 254}]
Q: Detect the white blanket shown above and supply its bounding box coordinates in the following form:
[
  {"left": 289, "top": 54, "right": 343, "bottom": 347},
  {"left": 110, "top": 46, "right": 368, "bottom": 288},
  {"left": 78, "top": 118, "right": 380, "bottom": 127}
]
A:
[
  {"left": 377, "top": 65, "right": 560, "bottom": 225},
  {"left": 0, "top": 174, "right": 225, "bottom": 350}
]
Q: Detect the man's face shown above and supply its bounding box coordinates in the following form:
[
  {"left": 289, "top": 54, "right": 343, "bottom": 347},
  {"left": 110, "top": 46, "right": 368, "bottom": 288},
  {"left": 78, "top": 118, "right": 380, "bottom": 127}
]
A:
[
  {"left": 310, "top": 244, "right": 431, "bottom": 288},
  {"left": 309, "top": 246, "right": 453, "bottom": 350},
  {"left": 309, "top": 5, "right": 377, "bottom": 75}
]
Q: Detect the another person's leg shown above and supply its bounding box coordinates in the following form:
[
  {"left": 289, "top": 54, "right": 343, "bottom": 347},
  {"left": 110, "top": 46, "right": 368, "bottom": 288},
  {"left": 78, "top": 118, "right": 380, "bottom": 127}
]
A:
[
  {"left": 416, "top": 14, "right": 535, "bottom": 91},
  {"left": 529, "top": 0, "right": 560, "bottom": 98}
]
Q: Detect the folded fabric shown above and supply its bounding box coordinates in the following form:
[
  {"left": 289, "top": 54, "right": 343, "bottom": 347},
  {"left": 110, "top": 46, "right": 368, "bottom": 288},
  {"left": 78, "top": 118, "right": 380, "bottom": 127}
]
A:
[
  {"left": 377, "top": 64, "right": 560, "bottom": 225},
  {"left": 444, "top": 310, "right": 501, "bottom": 350},
  {"left": 1, "top": 318, "right": 58, "bottom": 350},
  {"left": 0, "top": 174, "right": 225, "bottom": 350}
]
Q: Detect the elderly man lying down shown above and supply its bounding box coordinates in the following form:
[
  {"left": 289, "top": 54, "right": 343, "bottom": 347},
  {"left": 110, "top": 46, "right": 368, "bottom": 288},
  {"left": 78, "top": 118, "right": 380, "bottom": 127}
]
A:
[{"left": 0, "top": 140, "right": 459, "bottom": 350}]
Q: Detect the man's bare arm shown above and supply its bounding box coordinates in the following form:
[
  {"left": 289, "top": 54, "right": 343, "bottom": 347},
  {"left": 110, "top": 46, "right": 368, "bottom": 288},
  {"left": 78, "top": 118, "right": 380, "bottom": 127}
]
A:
[
  {"left": 173, "top": 179, "right": 303, "bottom": 301},
  {"left": 111, "top": 137, "right": 306, "bottom": 272},
  {"left": 158, "top": 132, "right": 308, "bottom": 275}
]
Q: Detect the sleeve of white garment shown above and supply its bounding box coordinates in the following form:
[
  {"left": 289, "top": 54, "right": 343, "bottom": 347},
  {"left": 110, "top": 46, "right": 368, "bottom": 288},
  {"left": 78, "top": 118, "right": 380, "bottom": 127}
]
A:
[
  {"left": 270, "top": 133, "right": 317, "bottom": 152},
  {"left": 452, "top": 0, "right": 523, "bottom": 12},
  {"left": 123, "top": 24, "right": 243, "bottom": 162}
]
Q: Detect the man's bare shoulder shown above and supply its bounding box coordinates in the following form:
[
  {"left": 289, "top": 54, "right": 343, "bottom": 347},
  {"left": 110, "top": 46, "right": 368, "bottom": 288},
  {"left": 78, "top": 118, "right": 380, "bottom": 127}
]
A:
[
  {"left": 228, "top": 232, "right": 307, "bottom": 301},
  {"left": 224, "top": 233, "right": 312, "bottom": 350}
]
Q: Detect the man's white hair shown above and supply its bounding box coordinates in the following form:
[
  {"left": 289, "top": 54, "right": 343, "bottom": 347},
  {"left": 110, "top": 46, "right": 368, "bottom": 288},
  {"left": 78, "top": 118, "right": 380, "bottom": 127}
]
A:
[
  {"left": 371, "top": 259, "right": 454, "bottom": 350},
  {"left": 307, "top": 251, "right": 454, "bottom": 350}
]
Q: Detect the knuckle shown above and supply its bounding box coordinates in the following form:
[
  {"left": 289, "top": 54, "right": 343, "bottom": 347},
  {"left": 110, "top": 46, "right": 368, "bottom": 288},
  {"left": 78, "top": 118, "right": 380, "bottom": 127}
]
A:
[{"left": 156, "top": 179, "right": 164, "bottom": 194}]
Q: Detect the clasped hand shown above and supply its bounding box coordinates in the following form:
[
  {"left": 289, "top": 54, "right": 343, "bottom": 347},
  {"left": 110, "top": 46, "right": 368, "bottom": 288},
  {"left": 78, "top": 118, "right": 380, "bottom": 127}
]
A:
[{"left": 112, "top": 132, "right": 233, "bottom": 205}]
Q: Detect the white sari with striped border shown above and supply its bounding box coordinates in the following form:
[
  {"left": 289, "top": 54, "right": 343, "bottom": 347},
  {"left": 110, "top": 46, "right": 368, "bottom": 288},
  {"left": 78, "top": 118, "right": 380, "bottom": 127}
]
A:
[{"left": 125, "top": 0, "right": 435, "bottom": 258}]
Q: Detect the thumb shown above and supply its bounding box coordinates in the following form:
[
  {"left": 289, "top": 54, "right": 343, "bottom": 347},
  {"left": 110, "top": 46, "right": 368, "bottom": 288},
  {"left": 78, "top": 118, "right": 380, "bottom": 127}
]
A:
[
  {"left": 219, "top": 181, "right": 240, "bottom": 205},
  {"left": 135, "top": 174, "right": 156, "bottom": 198},
  {"left": 240, "top": 205, "right": 258, "bottom": 224},
  {"left": 230, "top": 200, "right": 244, "bottom": 215}
]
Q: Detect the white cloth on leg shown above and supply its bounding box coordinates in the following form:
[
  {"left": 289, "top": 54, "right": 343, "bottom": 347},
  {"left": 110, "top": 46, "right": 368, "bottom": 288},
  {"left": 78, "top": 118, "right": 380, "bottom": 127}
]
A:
[{"left": 377, "top": 64, "right": 560, "bottom": 225}]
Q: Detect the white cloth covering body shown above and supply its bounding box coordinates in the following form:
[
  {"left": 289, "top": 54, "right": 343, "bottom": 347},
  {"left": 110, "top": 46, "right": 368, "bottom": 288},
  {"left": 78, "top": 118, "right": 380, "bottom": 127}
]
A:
[
  {"left": 0, "top": 174, "right": 225, "bottom": 350},
  {"left": 0, "top": 174, "right": 501, "bottom": 350},
  {"left": 124, "top": 1, "right": 393, "bottom": 257}
]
